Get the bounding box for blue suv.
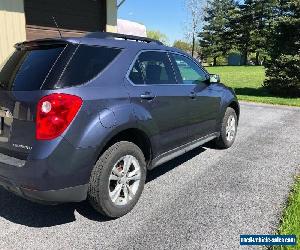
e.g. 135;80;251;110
0;32;239;218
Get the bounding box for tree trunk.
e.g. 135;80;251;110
255;51;260;65
192;33;195;58
242;50;248;65
213;56;217;66
263;56;267;66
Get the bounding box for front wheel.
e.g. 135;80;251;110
214;107;238;149
88;141;146;218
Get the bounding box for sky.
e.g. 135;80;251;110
118;0;188;45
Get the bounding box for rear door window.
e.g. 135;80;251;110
129;51;176;85
0;45;64;91
129;60;144;85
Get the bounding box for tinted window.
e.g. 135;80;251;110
172;54;208;84
0;46;64;91
129;60;144;85
129;51;176;85
55;45;121;88
0;44;121;91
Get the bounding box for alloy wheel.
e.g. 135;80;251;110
108;155;141;206
226;115;236;142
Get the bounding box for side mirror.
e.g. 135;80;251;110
209;74;220;83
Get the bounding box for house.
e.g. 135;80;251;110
0;0;117;65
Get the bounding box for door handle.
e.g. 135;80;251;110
189;92;196;99
140;92;155;101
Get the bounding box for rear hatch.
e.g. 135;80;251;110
0;39;121;160
0;40;69;159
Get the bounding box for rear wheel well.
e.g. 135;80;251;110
228;101;240;122
101;129;152;165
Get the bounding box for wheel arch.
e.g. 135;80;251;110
96;126;153;168
228;100;240;123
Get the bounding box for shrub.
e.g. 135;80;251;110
263;0;300;97
263;54;300;97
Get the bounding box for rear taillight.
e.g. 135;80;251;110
36;93;82;140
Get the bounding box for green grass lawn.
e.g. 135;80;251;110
205;66;300;107
271;176;300;250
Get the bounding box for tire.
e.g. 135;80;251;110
214;107;238;149
88;141;146;218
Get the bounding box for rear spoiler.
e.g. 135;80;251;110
14;39;71;50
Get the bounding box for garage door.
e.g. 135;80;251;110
24;0;106;40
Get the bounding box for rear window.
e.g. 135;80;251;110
0;43;121;91
49;44;121;89
0;45;64;91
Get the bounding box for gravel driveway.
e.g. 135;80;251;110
0;102;299;250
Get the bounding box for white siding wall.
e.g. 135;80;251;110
106;0;117;32
0;0;26;65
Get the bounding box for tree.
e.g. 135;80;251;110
147;30;168;44
266;0;299;58
225;0;276;65
198;0;236;66
263;0;300;96
173;40;192;53
226;1;255;65
184;0;205;57
249;0;277;65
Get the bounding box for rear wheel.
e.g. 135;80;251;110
214;107;238;149
88;141;146;218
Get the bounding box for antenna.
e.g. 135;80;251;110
117;0;126;8
52;16;62;38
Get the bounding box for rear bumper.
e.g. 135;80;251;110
0;175;88;204
0;137;97;203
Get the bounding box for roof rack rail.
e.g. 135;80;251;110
85;32;163;45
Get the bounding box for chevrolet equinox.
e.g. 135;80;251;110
0;32;239;218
